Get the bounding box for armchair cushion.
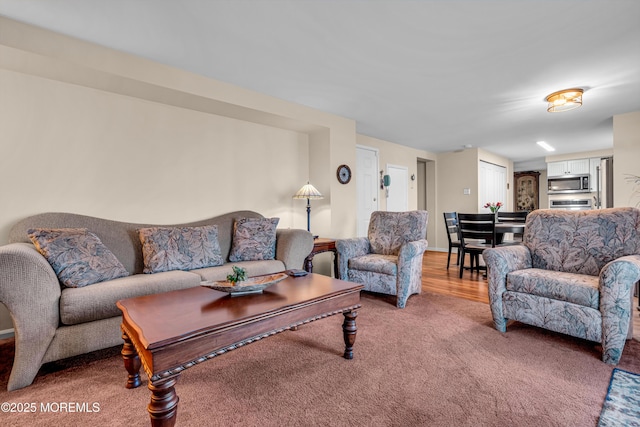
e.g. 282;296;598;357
348;254;398;276
507;269;599;309
368;211;428;255
524;208;640;275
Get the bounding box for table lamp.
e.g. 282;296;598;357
293;182;323;237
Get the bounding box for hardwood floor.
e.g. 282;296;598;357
421;250;640;340
422;250;489;304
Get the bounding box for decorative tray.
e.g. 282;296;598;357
202;272;288;296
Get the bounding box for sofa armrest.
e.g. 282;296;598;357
0;243;61;390
598;254;640;364
483;245;532;332
275;229;314;270
335;238;370;280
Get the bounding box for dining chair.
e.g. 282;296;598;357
496;211;528;244
457;213;496;278
443;212;461;269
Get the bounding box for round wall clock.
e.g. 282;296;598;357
337;164;352;184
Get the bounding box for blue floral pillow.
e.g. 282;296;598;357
228;217;279;262
138;225;224;274
27;228;129;288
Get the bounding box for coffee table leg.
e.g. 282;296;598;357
122;331;141;389
342;310;358;359
148;377;180;427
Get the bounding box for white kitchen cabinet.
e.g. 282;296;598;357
547;158;590;176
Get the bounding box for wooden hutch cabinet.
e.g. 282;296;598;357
514;171;540;212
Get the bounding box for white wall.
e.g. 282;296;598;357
0;69;312;237
613;111;640;207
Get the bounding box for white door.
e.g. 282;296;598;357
386;164;409;212
479;161;507;212
356;146;379;237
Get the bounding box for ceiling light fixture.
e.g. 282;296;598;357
545;88;583;112
536;141;555;152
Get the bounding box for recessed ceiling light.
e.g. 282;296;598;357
536;141;555;152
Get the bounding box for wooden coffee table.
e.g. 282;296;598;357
116;273;363;426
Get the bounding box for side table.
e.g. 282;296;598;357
304;238;338;278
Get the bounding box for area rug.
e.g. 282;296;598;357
598;368;640;427
1;292;639;426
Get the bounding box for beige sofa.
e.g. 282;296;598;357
0;210;313;391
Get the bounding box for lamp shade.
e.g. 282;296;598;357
293;182;323;199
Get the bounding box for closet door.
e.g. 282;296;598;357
479;161;507;212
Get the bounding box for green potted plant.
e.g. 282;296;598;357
226;266;247;286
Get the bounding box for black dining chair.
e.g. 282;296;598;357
457;213;496;278
443;212;461;269
497;211;528;243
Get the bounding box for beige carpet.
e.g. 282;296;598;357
1;292;639;427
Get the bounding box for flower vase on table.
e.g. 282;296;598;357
483;202;503;223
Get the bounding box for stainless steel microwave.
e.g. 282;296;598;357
547;174;590;194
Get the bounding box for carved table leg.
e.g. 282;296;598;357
148;377;180;427
122;331;141;389
342;310;358;359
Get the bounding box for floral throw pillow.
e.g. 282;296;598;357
228;217;279;262
27;228;129;288
138;225;224;274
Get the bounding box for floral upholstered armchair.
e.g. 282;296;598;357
483;207;640;364
336;211;428;308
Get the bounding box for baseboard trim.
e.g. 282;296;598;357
0;328;15;340
428;247;452;253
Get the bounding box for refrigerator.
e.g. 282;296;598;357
595;157;613;209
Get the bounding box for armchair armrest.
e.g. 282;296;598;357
335;237;370;280
398;239;428;264
395;239;429;308
598;254;640;364
275;229;314;270
483;245;533;332
0;243;61;390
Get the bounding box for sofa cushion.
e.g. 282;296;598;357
348;254;398;276
506;268;599;309
27;228;129;288
229;217;279;262
368;211;428;256
138;225;224;274
59;270;202;325
192;260;286;282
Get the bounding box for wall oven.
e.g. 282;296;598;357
549;199;592;210
547;174;590;194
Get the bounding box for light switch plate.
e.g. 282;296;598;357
463;188;471;195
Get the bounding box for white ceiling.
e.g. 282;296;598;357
1;1;639;170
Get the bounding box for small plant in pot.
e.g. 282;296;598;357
226;266;248;286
